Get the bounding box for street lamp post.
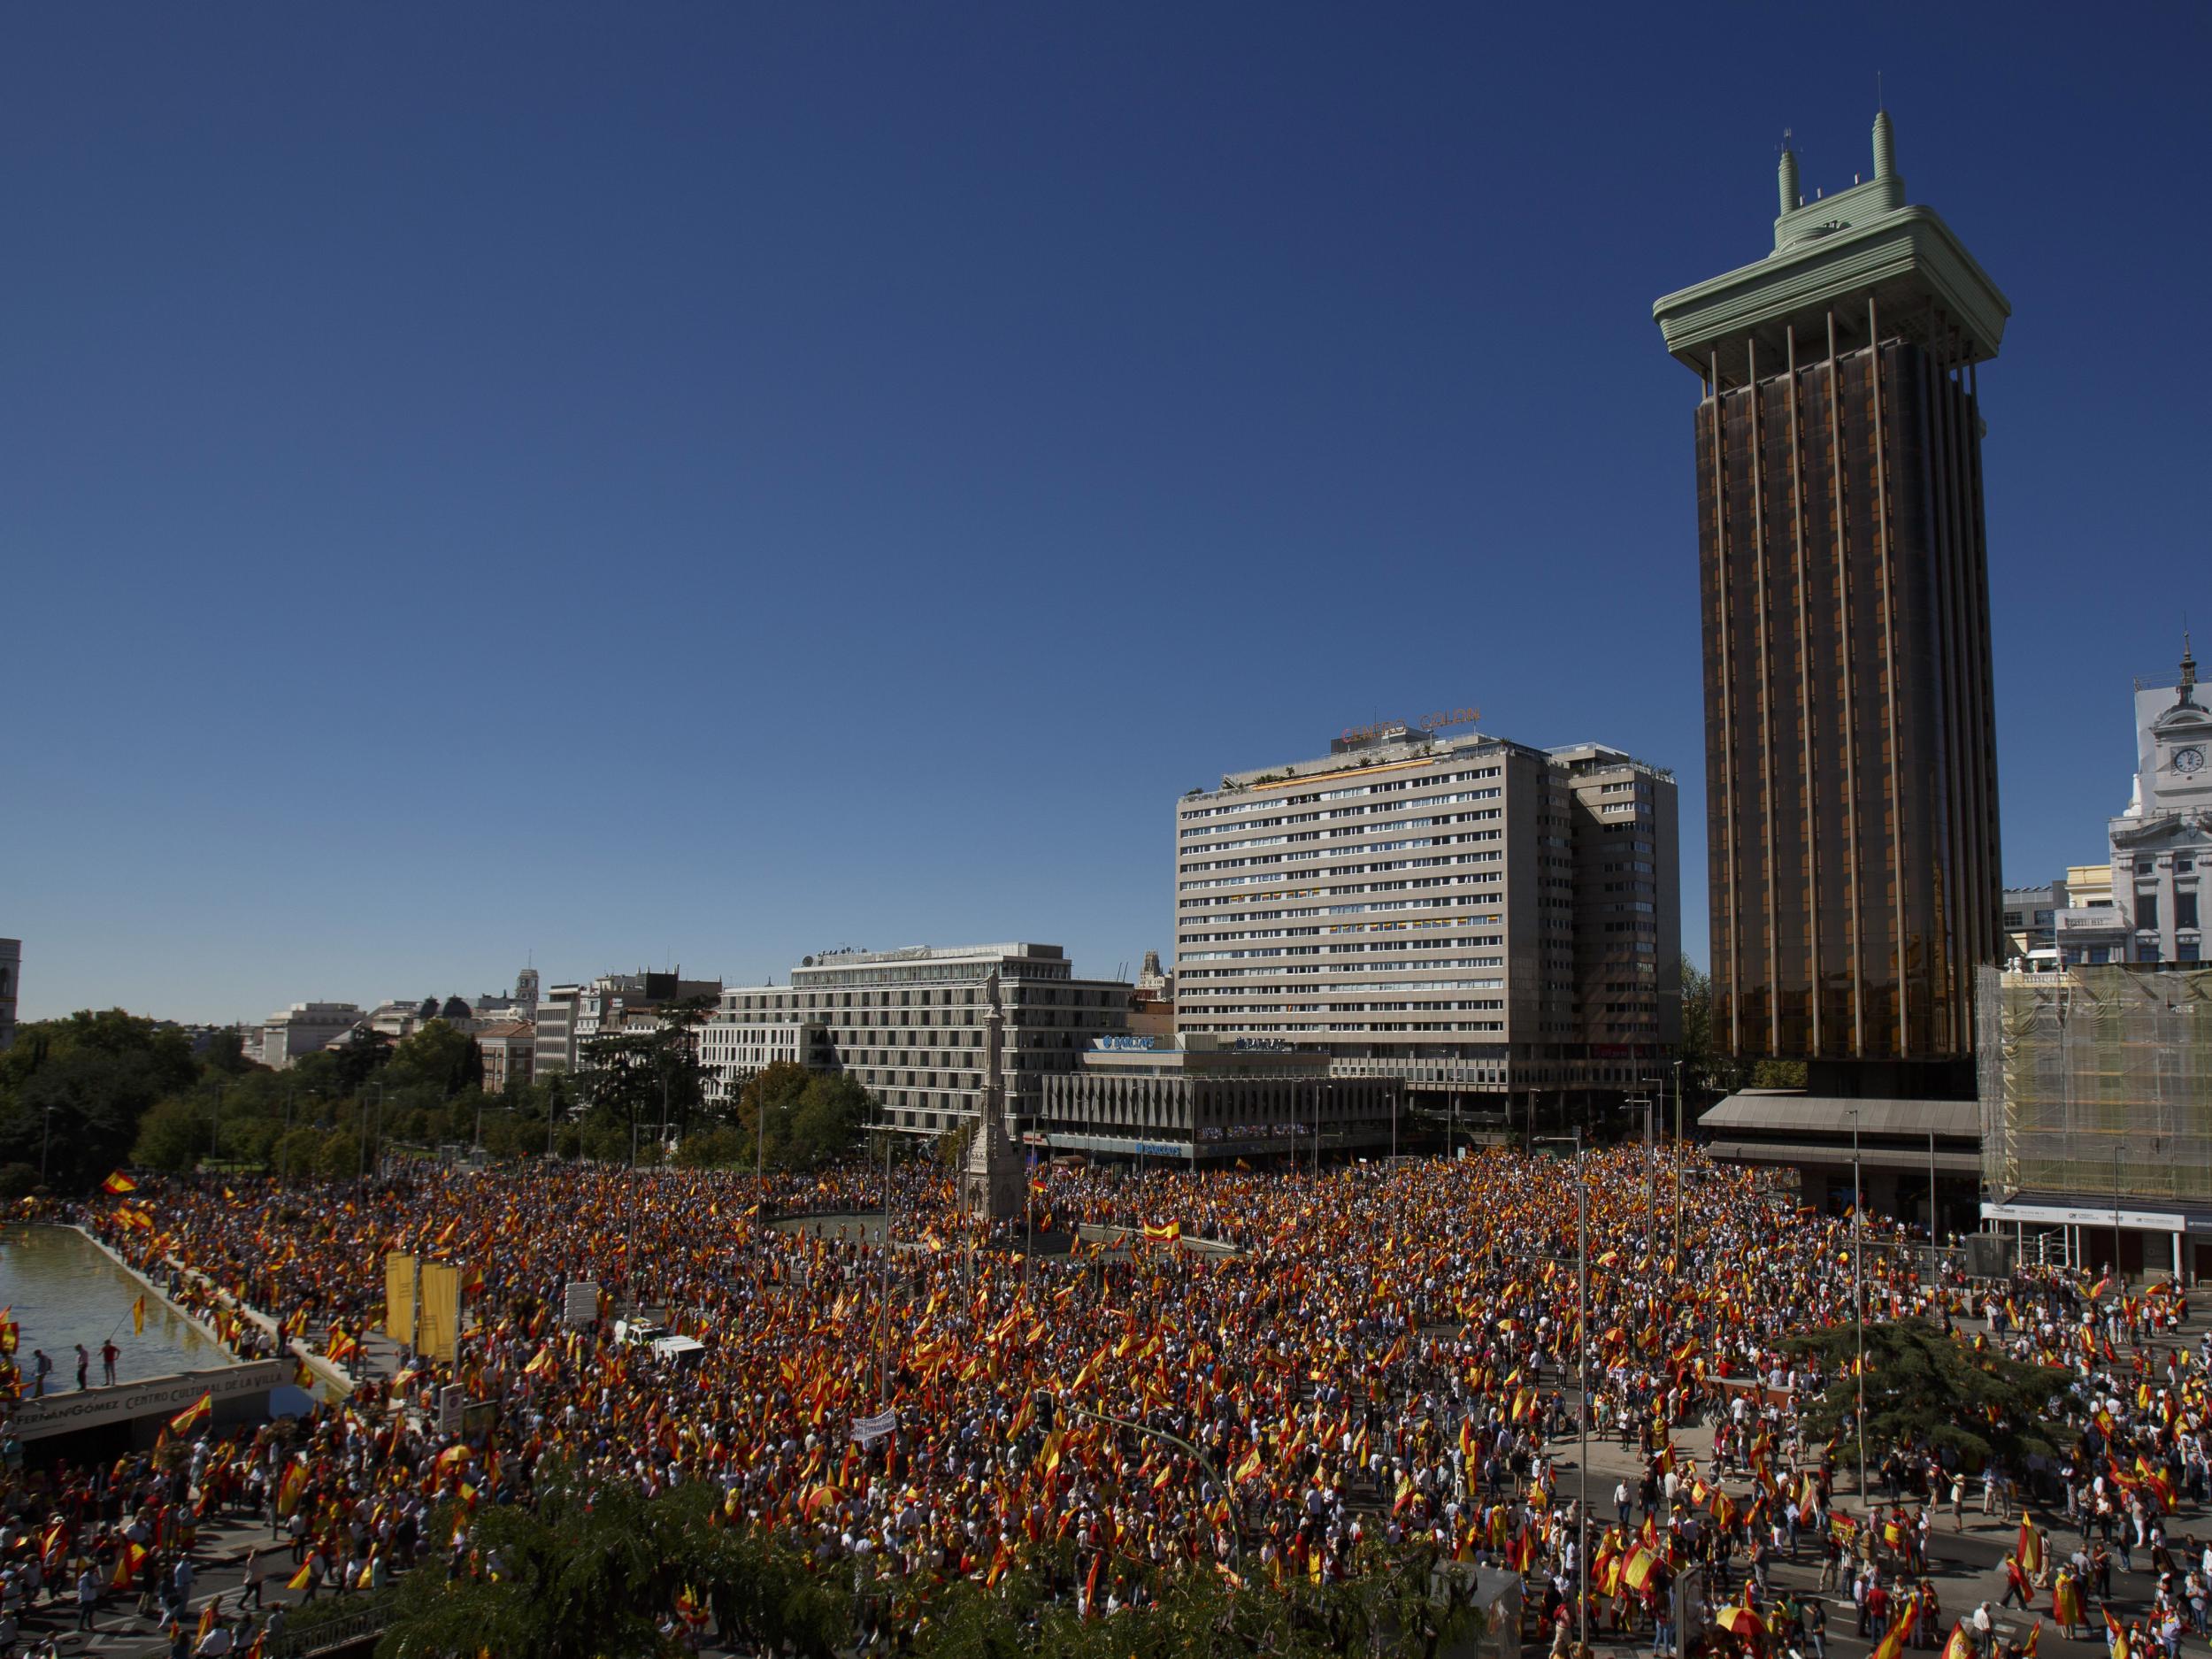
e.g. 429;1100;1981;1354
359;1083;386;1182
1534;1130;1589;1648
1671;1059;1685;1257
1852;1106;1866;1500
877;1125;895;1409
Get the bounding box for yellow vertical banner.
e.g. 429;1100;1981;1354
419;1263;461;1363
385;1254;419;1348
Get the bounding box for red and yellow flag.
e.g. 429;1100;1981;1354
167;1391;212;1437
102;1171;138;1195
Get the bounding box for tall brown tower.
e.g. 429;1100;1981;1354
1653;114;2008;1086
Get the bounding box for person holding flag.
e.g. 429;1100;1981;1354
2052;1564;2085;1640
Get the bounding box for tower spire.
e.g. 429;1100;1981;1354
1778;134;1799;216
2181;630;2199;706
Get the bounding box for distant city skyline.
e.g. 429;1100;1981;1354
6;5;2205;1025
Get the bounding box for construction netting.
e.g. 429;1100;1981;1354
1977;965;2212;1203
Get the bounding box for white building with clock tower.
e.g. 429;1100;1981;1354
2058;639;2211;966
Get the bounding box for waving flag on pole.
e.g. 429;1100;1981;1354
167;1392;212;1437
102;1171;138;1195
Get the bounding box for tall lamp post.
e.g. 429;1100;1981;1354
1671;1059;1685;1258
359;1082;387;1182
1851;1105;1866;1499
1534;1130;1589;1648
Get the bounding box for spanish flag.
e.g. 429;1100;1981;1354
1717;1603;1763;1638
2016;1517;2044;1578
288;1559;316;1592
1942;1622;1976;1659
102;1171;138;1195
111;1540;150;1590
1140;1221;1181;1243
1871;1598;1921;1659
133;1295;146;1338
1621;1543;1658;1593
167;1391;212;1437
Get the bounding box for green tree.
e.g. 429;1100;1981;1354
580;1001;717;1158
275;1126;326;1183
319;1129;363;1181
735;1064;872;1170
388;1020;484;1099
377;1479;800;1659
198;1028;257;1076
672;1125;744;1168
0;1010;199;1191
1676;956;1736;1102
327;1027;395;1096
132;1096;210;1172
1787;1319;2071;1471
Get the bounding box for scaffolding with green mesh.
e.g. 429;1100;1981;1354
1976;965;2212;1205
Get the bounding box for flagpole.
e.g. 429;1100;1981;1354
878;1124;892;1412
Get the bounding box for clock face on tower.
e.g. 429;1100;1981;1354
2177;746;2208;775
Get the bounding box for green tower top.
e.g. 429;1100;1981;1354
1653;111;2010;390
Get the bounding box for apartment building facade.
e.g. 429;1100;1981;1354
257;1002;365;1071
534;971;722;1078
1172;726;1678;1116
706;942;1130;1135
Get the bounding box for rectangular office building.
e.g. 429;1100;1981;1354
709;943;1131;1135
1173;725;1679;1115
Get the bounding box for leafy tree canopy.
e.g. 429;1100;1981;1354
387;1019;483;1099
0;1010;199;1190
732;1064;872;1170
1787;1318;2072;1472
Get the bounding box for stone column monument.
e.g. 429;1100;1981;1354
961;971;1024;1221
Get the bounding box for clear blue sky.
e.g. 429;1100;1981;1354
6;4;2205;1024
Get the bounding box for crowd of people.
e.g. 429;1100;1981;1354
0;1145;2182;1655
